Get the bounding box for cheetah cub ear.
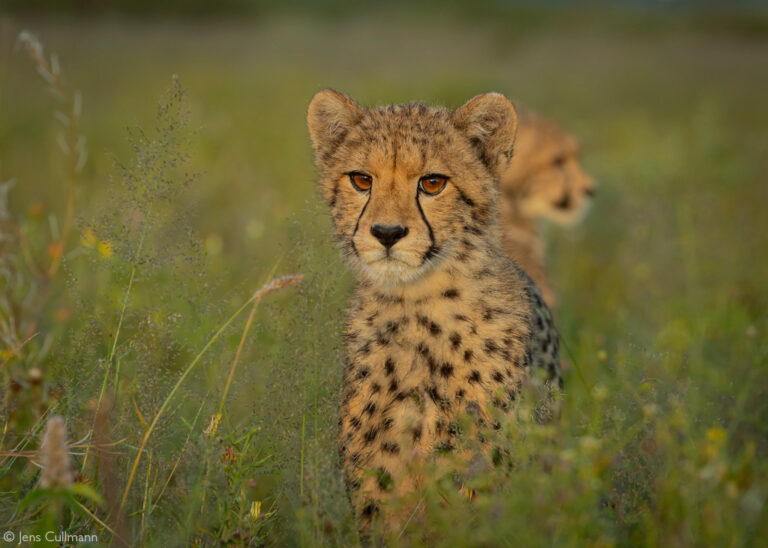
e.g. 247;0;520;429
453;92;519;178
307;89;364;165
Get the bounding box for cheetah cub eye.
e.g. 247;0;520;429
418;174;449;196
349;172;373;192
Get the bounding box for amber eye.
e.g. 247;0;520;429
349;172;373;192
552;154;566;168
418;174;448;195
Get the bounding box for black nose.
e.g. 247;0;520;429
370;224;409;249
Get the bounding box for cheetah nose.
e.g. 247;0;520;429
370;224;409;249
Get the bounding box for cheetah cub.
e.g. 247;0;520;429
498;108;595;308
307;90;560;531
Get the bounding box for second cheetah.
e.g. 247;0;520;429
307;90;561;531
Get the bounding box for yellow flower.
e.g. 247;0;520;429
250;500;262;521
81;227;98;248
706;428;726;443
705;427;727;459
97;240;113;258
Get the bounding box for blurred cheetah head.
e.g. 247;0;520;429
308;90;517;286
501;109;595;226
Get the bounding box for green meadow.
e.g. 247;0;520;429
1;5;767;545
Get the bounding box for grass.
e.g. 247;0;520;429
0;5;767;546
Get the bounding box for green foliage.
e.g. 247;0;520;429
0;6;767;547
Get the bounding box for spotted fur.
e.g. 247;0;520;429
307;90;560;532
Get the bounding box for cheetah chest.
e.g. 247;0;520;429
339;291;529;470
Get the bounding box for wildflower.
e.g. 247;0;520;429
249;500;262;521
203;413;222;438
597;350;607;361
81;227;97;248
705;427;727;459
706;428;726;443
97;239;113;258
39;415;73;488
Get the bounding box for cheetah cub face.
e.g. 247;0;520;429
307;90;517;286
501;110;595;226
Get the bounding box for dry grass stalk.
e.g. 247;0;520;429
39;415;73;489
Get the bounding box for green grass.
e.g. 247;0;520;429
1;6;767;546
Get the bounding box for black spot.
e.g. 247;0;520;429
394;391;407;401
412;424;423;442
385;320;400;335
377;331;391;346
442;288;460;299
381;441;400;455
449;332;462;349
385;357;395;375
364;426;379;443
456;389;466;401
454;314;470;322
467;370;482;384
426;354;438;374
388;379;399;393
350;416;362;430
365;312;378;325
464;224;483;235
357;367;370;379
484;339;500;355
493;397;510;411
371;383;381;394
492;370;504;383
383;417;394;430
417;314;441;336
363;402;376;416
464;349;474;362
357;342;371;356
416;342;430;356
439;363;454;378
426;385;441;404
350;452;361;464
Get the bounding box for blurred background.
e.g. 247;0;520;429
1;1;767;546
